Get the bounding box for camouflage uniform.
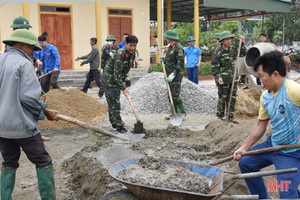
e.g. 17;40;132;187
98;45;119;98
101;48;135;129
211;43;246;120
165;41;185;113
210;43;221;56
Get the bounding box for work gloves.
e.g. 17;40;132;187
166;72;175;83
160;56;165;62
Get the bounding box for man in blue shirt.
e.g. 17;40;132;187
118;33;129;48
234;51;300;199
38;35;61;93
184;36;202;84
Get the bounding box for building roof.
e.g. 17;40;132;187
150;0;291;22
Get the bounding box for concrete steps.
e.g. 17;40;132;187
58;68;149;88
128;68;149;85
58;71;87;88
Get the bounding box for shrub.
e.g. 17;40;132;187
148;63;163;73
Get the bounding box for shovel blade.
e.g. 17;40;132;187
134;120;144;133
170;114;183;126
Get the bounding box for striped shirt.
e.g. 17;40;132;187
258;78;300;153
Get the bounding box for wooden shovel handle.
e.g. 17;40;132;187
162;62;176;114
125;94;140;121
210;143;300;166
56;114;128;140
38;71;53;79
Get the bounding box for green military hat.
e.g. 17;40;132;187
106;35;116;41
3;29;42;51
10;16;32;29
219;31;234;42
187;36;196;42
164;30;179;41
213;33;221;40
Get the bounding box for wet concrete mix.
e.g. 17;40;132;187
117;156;211;194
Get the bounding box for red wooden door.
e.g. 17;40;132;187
40;14;73;70
109;17;132;45
109;17;121;44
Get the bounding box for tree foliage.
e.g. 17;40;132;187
170;0;300;50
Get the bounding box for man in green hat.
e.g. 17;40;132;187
184;36;202;84
102;35;138;133
0;29;58;200
211;31;246;124
160;30;186;118
209;33;221;56
98;35;119;100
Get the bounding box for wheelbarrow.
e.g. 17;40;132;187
106;158;298;200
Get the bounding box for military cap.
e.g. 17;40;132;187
164;30;179;41
3;29;42;51
10;16;32;29
187;36;196;42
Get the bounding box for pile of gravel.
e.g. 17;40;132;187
100;72;218;115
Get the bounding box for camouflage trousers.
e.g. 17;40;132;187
216;82;237;120
168;78;182;106
101;74;125;129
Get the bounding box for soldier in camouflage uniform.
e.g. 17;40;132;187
210;33;221;55
101;35;138;133
211;31;246;124
97;35;119;99
160;30;186;118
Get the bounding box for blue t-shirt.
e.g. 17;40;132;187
118;41;125;48
258;79;300;153
184;46;202;68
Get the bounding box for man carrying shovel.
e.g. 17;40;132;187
98;35;119;100
211;31;246;124
101;35;138;134
234;51;300;199
0;29;59;200
160;30;186;119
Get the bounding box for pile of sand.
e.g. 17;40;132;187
39;89;108;130
235;88;261;119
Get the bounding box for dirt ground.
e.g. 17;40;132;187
0;87;289;200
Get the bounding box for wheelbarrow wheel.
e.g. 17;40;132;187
100;188;140;200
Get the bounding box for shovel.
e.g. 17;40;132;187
125;93;144;133
57;114;130;141
162;62;183;126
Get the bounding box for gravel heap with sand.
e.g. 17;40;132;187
235;88;261;119
100;72;261;118
39;89;108;130
100;72;219;115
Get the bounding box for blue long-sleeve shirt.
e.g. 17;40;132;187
40;43;61;73
33;50;43;60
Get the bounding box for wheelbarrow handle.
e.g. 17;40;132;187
221;195;259;199
230;167;298;180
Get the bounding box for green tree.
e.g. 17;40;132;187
264;0;300;46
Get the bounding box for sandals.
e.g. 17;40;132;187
231;118;241;124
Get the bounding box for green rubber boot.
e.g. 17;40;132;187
36;165;56;200
178;103;187;117
1;167;16;200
